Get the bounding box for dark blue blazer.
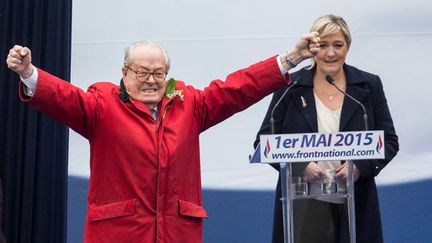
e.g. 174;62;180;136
255;64;399;243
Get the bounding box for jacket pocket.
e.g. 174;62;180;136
178;199;207;218
88;199;137;221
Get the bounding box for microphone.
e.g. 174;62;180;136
270;79;300;134
325;75;368;131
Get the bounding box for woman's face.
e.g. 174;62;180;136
315;31;348;77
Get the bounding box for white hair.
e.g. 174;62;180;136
123;40;171;72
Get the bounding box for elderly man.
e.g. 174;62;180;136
6;34;319;243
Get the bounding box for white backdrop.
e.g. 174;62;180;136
69;0;432;190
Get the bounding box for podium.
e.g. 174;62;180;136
251;131;385;243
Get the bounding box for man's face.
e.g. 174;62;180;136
122;45;167;109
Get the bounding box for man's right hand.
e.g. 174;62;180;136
6;45;34;79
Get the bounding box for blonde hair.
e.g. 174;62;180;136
309;14;351;69
124;40;171;72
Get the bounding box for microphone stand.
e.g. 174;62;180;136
270;80;299;134
325;75;368;131
325;75;369;243
269;79;298;243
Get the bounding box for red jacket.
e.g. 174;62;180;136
21;56;290;242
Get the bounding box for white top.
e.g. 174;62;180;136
310;93;346;204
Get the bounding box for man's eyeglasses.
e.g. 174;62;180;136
125;66;167;82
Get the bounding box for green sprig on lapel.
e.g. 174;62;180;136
165;78;184;101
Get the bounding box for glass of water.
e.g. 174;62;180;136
292;176;308;197
321;177;338;195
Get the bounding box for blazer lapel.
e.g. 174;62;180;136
292;70;318;132
293;89;317;132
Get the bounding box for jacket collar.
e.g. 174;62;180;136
118;78;175;120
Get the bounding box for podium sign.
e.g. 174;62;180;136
259;130;384;163
252;130;385;243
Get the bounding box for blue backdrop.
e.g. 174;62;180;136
68;176;432;243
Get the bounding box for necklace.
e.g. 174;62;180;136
316;83;336;101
